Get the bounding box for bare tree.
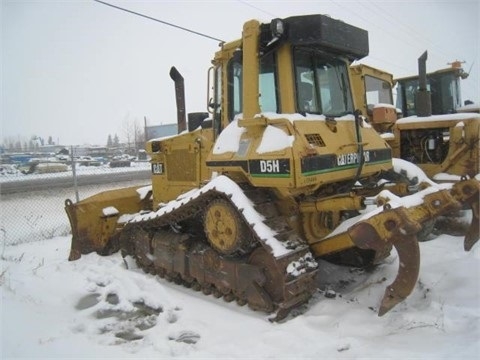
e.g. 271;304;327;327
122;114;145;155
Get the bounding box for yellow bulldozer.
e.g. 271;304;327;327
350;53;480;180
66;15;479;320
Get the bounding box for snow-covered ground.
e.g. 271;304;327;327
1;180;479;358
2;234;479;358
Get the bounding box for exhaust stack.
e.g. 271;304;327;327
169;66;187;133
415;51;432;117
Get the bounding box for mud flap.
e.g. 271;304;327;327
348;206;422;316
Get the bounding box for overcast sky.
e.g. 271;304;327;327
2;0;479;146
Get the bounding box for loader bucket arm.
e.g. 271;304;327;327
324;178;479;315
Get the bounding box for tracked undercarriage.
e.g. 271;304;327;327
77;180;319;320
66;173;480;319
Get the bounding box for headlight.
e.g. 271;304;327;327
270;18;285;39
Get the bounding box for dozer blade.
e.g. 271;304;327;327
65;186;151;261
348;207;421;316
450;179;480;251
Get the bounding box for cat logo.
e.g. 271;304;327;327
152;163;164;174
337;151;370;166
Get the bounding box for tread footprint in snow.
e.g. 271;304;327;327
169;330;201;344
75;291;163;342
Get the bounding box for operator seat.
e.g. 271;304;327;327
298;82;314;112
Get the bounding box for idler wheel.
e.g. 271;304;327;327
204;199;253;256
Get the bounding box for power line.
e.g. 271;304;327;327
93;0;224;43
236;0;278;18
363;0;456;63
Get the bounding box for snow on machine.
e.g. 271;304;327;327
65;15;479;320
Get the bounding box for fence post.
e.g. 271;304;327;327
71;146;80;203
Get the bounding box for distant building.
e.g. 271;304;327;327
145;124;177;141
37;145;68;154
87;146;109;157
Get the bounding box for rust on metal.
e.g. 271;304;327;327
348;206;421;316
450;179;480;250
109;189;319;320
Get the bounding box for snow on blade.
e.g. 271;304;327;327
136;185;152;200
129;175;291;257
102;206;119;217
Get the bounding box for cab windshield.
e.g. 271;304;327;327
294;48;354;116
396;72;461;117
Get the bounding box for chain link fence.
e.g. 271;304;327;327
1;154;151;247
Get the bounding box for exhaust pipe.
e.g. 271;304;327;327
169;66;187;133
415;51;432;117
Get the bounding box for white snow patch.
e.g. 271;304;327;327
212;113;361;155
261;112;355;123
256;125;294;154
392;158;436;186
149;128;191;142
212;118;246;154
433;173;463;182
102;206;119;217
325;185;447;240
373;103;397;109
380;132;395;140
136;185;152;200
2;233;478;358
397;112;480;124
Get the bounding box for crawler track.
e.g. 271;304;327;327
117;182;318;320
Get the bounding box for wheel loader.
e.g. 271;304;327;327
65;15;479;320
350;53;480;180
396;58;475;117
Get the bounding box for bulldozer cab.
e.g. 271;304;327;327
148;15;393;205
350;64;397;132
209;16;364;130
204;16;394;189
